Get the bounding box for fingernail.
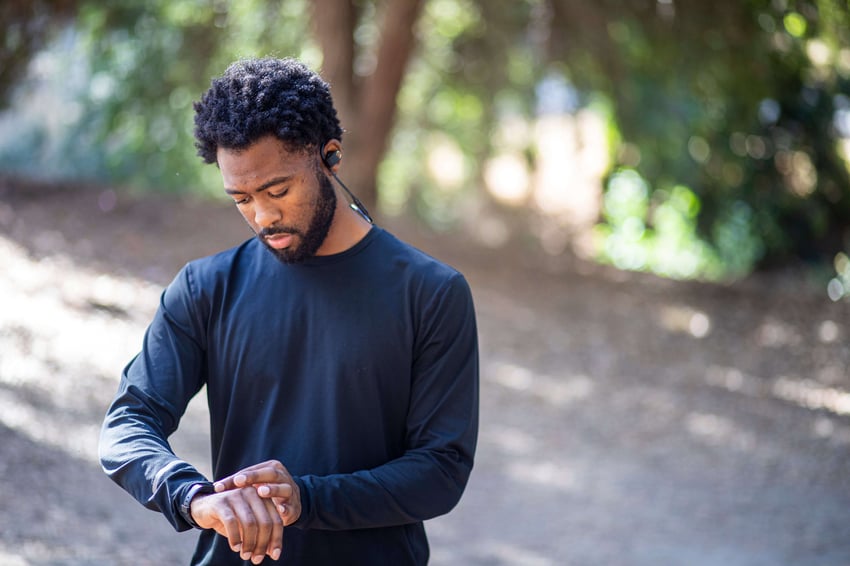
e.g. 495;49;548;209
258;485;270;496
214;482;224;492
278;504;286;515
235;474;247;485
272;548;281;560
241;552;252;560
233;544;242;552
252;555;263;564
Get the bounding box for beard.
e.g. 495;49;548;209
258;169;337;264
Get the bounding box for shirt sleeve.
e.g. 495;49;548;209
292;272;479;530
98;264;211;532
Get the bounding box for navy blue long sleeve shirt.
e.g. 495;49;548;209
99;227;479;565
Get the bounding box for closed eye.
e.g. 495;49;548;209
269;188;288;199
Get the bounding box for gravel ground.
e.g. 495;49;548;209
1;181;849;565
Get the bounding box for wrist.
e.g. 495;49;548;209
289;476;309;528
180;482;215;529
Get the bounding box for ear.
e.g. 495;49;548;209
321;139;343;173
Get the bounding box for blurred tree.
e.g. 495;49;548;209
1;0;848;278
311;0;425;209
0;0;79;106
0;0;424;210
546;0;850;268
379;0;550;226
0;0;320;193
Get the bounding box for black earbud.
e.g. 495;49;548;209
320;146;373;224
323;150;342;168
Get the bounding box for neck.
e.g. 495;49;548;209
315;193;373;256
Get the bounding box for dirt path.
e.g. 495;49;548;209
1;181;849;565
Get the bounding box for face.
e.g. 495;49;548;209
218;135;337;264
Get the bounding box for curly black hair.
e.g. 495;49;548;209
193;57;343;164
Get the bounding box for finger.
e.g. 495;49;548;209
237;492;260;562
257;483;293;499
216;505;244;555
215;461;286;492
276;501;300;526
219;489;258;562
244;488;280;563
214;472;249;492
265;497;284;562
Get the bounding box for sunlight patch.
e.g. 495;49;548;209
489;361;594;407
485;425;539;456
0;234;164;463
817;320;840;343
0;387;100;461
478;542;557;566
0;234;160;382
0;548;29;566
685;412;756;451
657;305;711;338
705;366;759;394
506;461;579;493
756;318;801;348
772;377;850;416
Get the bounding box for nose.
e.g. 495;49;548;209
252;199;282;228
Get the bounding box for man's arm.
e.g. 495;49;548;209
99;264;286;563
98;265;210;532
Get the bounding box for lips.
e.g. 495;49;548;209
265;233;294;249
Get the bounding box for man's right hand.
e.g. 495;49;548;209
190;486;283;564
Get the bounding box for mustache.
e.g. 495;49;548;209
259;226;300;238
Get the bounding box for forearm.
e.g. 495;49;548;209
293;446;473;531
99;383;210;531
99;266;210;530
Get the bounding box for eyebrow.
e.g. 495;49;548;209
224;175;293;195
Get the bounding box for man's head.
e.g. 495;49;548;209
193;58;344;263
193;57;343;162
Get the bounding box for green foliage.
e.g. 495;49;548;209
595;169;734;280
380;0;546;222
0;0;315;195
547;0;850;272
0;0;848;283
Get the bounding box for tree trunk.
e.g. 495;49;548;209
311;0;424;215
0;0;79;107
310;0;358;123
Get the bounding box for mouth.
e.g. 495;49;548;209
264;232;295;249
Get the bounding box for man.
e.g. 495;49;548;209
99;57;479;565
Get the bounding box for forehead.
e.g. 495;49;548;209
217;136;313;187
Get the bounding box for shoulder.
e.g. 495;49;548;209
370;228;473;311
164;238;259;301
182;239;258;282
372;228;464;284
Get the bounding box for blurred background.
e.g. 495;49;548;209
1;1;849;565
3;0;850;284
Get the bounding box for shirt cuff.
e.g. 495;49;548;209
290;476;310;529
179;481;215;530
